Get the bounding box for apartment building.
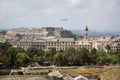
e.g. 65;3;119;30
92;35;112;51
11;26;92;51
0;34;6;43
14;37;92;51
111;37;120;52
5;26;118;52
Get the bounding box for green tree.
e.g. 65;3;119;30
117;50;120;64
96;55;108;65
49;47;56;55
48;47;56;65
16;53;30;66
0;52;9;68
96;49;108;65
105;44;111;54
9;52;15;68
7;47;25;67
89;48;97;64
96;49;107;58
26;47;43;57
79;47;90;64
64;47;76;65
0;42;12;52
0;42;12;68
53;52;63;66
73;50;83;66
108;55;119;64
91;48;97;54
7;47;25;55
32;56;47;66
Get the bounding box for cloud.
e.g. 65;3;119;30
0;0;120;31
40;7;58;16
67;0;82;7
0;0;28;18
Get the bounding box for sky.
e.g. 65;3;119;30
0;0;120;31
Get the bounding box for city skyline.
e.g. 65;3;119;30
0;0;120;31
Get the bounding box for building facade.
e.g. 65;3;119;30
10;27;92;51
111;37;120;52
14;37;92;51
6;27;73;41
3;26;119;52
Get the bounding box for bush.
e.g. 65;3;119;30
0;69;11;75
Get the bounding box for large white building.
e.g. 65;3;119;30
111;37;120;52
92;35;112;51
9;26;92;51
14;37;92;51
0;34;6;43
3;26;119;52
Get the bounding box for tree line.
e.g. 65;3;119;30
0;42;120;69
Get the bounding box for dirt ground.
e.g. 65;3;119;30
0;75;47;80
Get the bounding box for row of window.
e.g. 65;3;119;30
18;44;91;47
19;41;91;45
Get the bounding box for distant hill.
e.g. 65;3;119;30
0;27;120;37
0;27;28;31
72;30;120;38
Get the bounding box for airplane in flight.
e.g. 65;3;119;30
60;18;68;21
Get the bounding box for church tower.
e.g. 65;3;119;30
84;25;89;39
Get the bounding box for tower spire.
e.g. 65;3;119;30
84;25;89;39
85;25;88;32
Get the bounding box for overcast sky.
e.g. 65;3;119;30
0;0;120;31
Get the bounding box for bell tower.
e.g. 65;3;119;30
84;25;89;39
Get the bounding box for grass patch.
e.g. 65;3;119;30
59;66;110;75
100;66;120;80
